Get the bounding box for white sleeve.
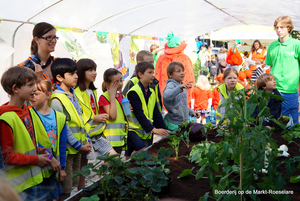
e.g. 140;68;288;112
208;98;212;109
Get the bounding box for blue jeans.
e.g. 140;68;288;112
280;91;299;125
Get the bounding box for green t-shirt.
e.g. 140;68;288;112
265;37;300;93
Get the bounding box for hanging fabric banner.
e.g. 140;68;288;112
97;31;107;43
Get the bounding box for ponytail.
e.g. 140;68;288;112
102;82;107;92
31;39;38;54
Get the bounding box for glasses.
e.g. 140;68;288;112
39;36;59;41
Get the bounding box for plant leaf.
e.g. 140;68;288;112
178;167;195;179
290;175;300;183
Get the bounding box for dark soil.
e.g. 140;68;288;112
145;129;300;201
68;128;300;201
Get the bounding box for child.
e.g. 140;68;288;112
208;54;218;84
126;61;169;156
49;58;92;200
75;59;117;190
164;62;200;131
0;66;52;200
98;68;128;154
253;73;282;129
29;78;67;200
191;75;212;124
218;68;244;118
122;50;162;112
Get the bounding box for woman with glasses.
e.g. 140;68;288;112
19;22;58;83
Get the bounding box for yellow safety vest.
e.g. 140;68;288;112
29;108;65;178
74;87;106;137
0;111;43;193
101;91;128;147
129;77;161;112
217;83;244;99
50;93;88;154
127;84;156;140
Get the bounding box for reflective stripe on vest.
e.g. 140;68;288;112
0;111;43;193
29;108;65;178
74;87;106;137
50;93;88;154
250;49;266;71
127;84;155;140
101;91;128;147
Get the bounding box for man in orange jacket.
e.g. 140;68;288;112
226;39;243;72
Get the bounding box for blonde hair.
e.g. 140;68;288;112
196;75;210;90
274;16;294;34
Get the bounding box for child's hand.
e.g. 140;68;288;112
59;170;67;181
33;62;43;79
39;147;49;155
50;157;61;172
152;128;169;137
93;114;109;123
180;81;193;89
37;154;52;168
130;104;133;112
107;81;119;97
78;143;91;156
193;112;200;118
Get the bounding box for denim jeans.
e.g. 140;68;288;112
280;91;299;125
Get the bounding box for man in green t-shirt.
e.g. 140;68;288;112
265;15;300;125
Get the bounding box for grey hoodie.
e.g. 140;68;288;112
163;78;194;125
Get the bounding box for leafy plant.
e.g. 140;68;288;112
168;135;182;160
204;121;213;133
73;149;172;201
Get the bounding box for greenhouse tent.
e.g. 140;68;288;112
0;0;299;103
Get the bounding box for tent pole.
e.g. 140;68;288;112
11;23;25;66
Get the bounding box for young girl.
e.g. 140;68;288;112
98;68;129;154
192;75;212;124
217;68;244;118
29;79;67;200
75;59;117;190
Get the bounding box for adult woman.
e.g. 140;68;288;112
248;40;267;82
217;46;227;73
19;22;58;83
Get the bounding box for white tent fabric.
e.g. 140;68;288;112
0;0;299;104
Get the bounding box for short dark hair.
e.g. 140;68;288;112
76;58;97;91
1;66;37;95
135;61;154;79
167;62;184;78
136;50;153;63
51;58;77;83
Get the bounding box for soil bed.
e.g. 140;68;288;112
145;129;300;201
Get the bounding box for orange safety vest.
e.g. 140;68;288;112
249;49;266;71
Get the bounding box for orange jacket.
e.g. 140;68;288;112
226;47;243;65
250;49;266;71
212;87;220;111
192;87;212;111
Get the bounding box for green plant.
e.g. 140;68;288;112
168;135;182;160
183;83;297;201
204;121;213;133
193;60;201;86
73;150;172;201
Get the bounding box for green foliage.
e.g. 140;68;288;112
204;121;213;133
291;30;300;40
193;60;201;86
73;150;172;201
168;135;182;160
189;83;296;201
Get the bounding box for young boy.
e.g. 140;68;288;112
163;62;200;131
253;73;282;129
49;58;91;200
122;50;162;112
126;61;169;157
0;66;52;199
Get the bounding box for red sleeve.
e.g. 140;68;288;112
192;88;196;99
0;121;38;166
98;95;110;114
